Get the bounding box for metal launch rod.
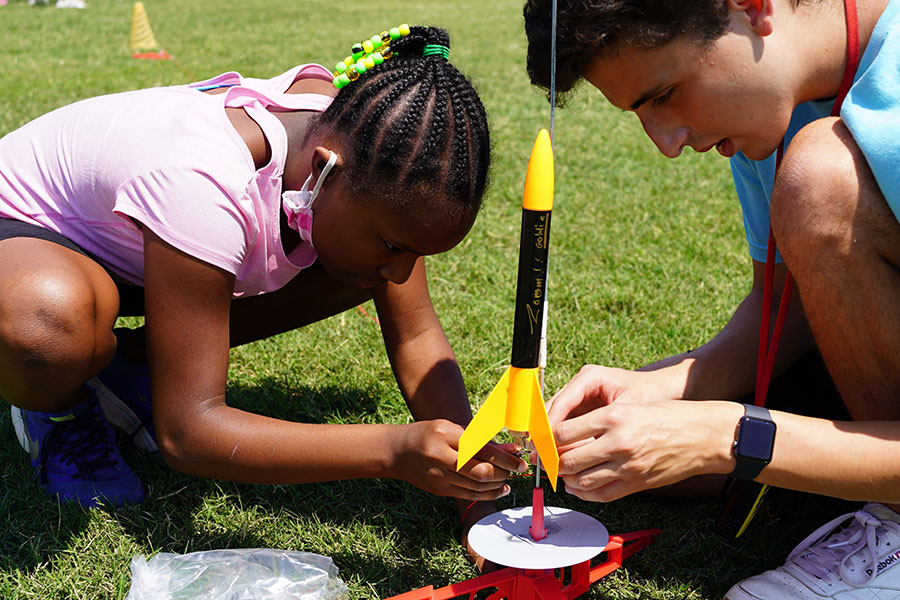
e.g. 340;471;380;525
529;0;558;542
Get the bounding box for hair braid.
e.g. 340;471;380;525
353;71;415;149
314;25;491;220
448;84;475;202
407;76;448;185
379;74;434;180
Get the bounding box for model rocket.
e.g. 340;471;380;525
456;129;559;490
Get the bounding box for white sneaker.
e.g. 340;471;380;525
725;504;900;599
56;0;86;7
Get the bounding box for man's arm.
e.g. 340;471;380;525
640;259;815;401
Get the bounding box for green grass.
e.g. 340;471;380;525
0;1;856;598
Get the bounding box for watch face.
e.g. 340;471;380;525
737;417;776;462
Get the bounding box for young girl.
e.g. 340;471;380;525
0;25;526;512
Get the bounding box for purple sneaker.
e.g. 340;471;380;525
11;391;145;507
88;329;157;452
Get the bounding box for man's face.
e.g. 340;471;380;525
583;17;795;161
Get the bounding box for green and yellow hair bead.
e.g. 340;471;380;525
332;24;416;89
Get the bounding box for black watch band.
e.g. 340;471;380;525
732;404;776;481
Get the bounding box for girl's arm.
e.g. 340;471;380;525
372;257;527;478
142;230;517;498
142;229;393;483
373;257;472;424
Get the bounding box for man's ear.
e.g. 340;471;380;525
310;146;342;181
728;0;774;36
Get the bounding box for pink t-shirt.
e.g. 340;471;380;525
0;64;334;296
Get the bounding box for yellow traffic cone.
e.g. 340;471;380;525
130;2;159;52
129;2;172;60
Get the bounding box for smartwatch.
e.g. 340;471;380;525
732;404;776;481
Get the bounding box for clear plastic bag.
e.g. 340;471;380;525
125;548;350;600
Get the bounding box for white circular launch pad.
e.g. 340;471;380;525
467;506;609;570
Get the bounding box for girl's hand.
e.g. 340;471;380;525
392;419;527;500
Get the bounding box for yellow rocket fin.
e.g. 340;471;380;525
456;367;511;471
526;370;560;490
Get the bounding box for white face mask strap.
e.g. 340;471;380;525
281;150;339;246
307;151;338;203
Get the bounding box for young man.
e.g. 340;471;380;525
523;0;900;597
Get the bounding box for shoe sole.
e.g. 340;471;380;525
723;591;757;600
87;377;158;452
10;406;29;452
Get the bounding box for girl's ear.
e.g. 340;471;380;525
727;0;774;36
310;146;343;181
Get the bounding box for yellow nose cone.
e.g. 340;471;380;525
522;129;554;212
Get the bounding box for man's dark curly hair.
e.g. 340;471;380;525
524;0;730;105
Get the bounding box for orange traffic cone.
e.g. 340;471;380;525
130;2;171;60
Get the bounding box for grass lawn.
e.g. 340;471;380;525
0;0;856;598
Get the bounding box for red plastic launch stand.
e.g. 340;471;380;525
383;529;660;600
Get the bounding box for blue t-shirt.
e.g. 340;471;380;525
731;0;900;262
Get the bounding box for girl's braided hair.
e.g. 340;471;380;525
316;26;491;221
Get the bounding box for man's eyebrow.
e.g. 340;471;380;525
631;85;666;110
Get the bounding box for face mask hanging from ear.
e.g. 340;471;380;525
281;150;338;248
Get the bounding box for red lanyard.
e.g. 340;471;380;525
754;0;860;407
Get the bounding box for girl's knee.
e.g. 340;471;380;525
0;268;118;386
